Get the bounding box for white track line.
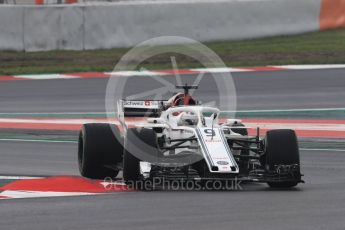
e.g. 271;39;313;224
0;190;95;199
243;123;345;131
223;108;345;113
193;67;253;73
14;74;79;80
107;70;167;76
0;138;77;143
0;112;109;115
0;118;110;124
272;64;345;70
300;148;345;152
0;176;43;180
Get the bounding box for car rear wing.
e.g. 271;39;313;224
117;99;168;131
117;99;168;118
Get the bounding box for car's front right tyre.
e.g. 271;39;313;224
264;129;301;188
123;128;159;185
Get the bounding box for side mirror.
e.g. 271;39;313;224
147;118;165;124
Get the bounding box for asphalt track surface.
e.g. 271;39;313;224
0;69;345;113
0;141;78;176
0;69;345;229
0;141;344;230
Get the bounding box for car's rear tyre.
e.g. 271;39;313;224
264;129;300;188
123;128;159;184
78;123;123;179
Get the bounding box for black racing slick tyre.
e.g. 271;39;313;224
78;123;123;179
264;129;300;188
123;128;159;183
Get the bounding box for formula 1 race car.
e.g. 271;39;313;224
78;85;303;189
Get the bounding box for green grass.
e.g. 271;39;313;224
1;28;345;75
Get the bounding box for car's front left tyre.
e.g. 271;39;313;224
78;123;123;179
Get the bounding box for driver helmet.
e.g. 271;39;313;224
170;93;196;106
